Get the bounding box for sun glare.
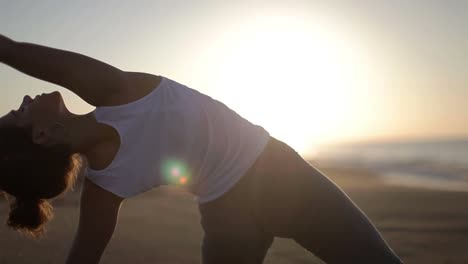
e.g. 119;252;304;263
205;14;372;155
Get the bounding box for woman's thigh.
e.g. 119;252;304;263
250;138;403;264
198;165;274;264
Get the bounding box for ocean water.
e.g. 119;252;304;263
314;138;468;191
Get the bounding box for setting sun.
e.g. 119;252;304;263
200;14;375;154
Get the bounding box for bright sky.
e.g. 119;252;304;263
1;1;467;157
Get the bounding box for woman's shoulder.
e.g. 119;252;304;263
96;72;162;107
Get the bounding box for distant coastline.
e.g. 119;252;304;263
313;137;468;192
319;136;468;148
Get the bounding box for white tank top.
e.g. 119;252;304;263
86;76;270;203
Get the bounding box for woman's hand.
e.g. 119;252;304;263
0;34;15;60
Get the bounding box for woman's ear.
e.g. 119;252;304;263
32;127;51;145
32;122;65;146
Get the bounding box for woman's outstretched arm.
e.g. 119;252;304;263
0;34;127;106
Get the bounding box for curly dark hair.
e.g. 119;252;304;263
0;124;82;238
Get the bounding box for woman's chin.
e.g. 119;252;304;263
51;91;62;101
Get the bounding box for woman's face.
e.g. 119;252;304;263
13;91;64;127
0;91;66;142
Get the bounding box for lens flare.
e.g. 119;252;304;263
161;158;191;185
179;177;187;185
171;167;181;177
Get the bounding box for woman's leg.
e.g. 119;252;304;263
249;137;403;264
198;169;274;264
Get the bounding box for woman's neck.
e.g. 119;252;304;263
61;111;108;156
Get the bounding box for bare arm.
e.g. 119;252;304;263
0;34;127;106
66;178;124;264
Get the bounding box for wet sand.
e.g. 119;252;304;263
1;165;468;263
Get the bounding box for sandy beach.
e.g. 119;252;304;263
1;165;468;264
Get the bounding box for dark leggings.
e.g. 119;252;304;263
198;137;403;264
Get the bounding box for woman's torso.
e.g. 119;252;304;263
85;76;270;203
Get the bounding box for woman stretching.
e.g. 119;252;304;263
0;34;403;264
